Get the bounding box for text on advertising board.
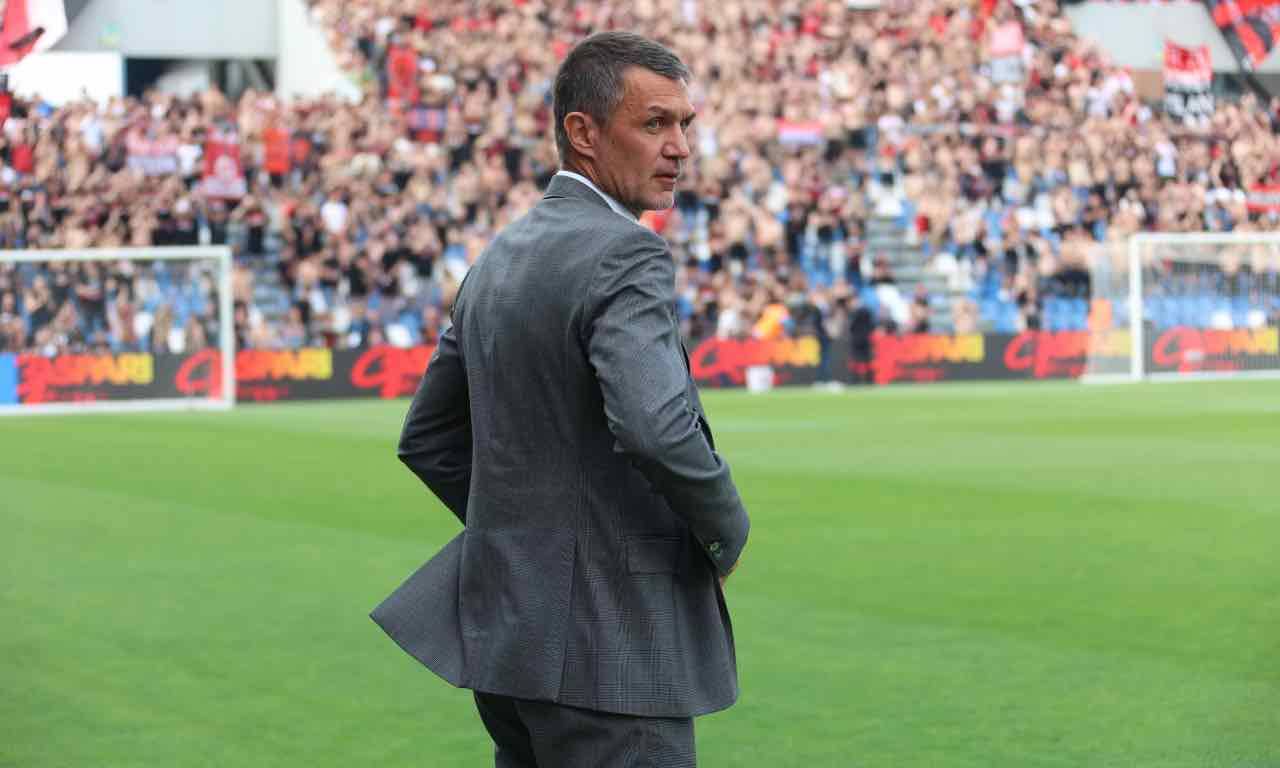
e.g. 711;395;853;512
872;334;984;384
1151;327;1279;373
350;345;434;398
688;337;820;384
18;353;154;403
175;348;334;397
1003;330;1130;379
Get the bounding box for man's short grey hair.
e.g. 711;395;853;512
553;31;691;165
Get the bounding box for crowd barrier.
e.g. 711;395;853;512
1;327;1276;406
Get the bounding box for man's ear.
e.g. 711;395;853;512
563;112;598;160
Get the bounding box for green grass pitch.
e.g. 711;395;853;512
2;380;1278;767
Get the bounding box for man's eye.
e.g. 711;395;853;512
646;118;662;130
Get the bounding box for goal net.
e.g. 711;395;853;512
1083;233;1280;382
0;247;235;415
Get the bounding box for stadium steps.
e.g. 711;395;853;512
251;274;290;322
864;216;952;331
248;254;292;324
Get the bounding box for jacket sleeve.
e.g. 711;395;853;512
397;323;472;525
583;228;749;575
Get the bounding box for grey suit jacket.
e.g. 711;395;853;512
371;175;750;718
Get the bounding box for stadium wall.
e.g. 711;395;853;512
2;50;123;104
276;0;362;103
3;329;1277;409
52;0;276;58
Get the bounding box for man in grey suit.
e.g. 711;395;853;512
371;31;750;767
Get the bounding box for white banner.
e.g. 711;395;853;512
1163;41;1214;122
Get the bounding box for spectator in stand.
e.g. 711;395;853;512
1014;270;1042;331
0;289;24;352
847;289;875;384
790;286;833;383
908;284;932;334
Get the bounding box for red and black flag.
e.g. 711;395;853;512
1202;0;1280;70
0;0;68;68
1164;41;1214;122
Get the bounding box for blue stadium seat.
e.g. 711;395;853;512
984;210;1004;242
980;299;999;324
1043;297;1065;330
1146;297;1170;329
1170;297;1190;327
997;303;1019;333
860;288;879;314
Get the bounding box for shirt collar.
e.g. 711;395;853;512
554;170;639;223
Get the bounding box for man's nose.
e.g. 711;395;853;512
665;127;692;160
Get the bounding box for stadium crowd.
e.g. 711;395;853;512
2;0;1279;358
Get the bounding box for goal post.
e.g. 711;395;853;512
0;246;235;415
1084;233;1280;383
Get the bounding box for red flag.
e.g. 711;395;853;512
11;139;33;174
1163;41;1214;121
0;0;68;68
386;44;419;105
1246;184;1280;213
1202;0;1280;69
263;126;291;175
989;21;1025;58
201;132;247;199
776;119;824;146
1164;42;1213;85
125;127;180;176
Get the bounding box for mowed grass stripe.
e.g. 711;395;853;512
726;592;1276;767
2;477;486;767
739;471;1276;680
1;414;453;544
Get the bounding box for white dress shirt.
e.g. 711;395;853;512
553;170;639;224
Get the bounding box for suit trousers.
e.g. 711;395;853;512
473;691;696;768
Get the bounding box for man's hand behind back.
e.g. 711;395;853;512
719;553;741;589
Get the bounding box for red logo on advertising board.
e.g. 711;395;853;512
17;353;154;404
174;348;334;398
688;337;820;385
1002;330;1131;379
1003;331;1091;379
871;333;985;384
175;350;224;398
1150;327;1279;373
350;345;434;398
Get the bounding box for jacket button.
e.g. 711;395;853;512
708;541;722;558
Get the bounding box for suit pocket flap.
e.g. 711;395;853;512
626;536;684;575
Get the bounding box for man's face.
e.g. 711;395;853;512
594;67;694;215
